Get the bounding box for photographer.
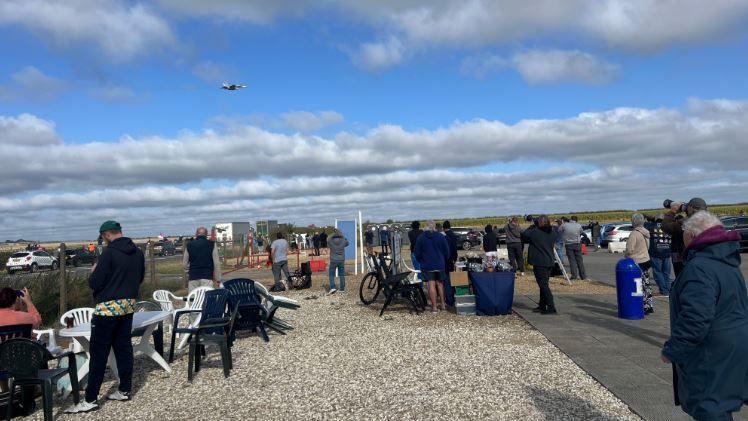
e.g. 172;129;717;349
662;198;707;276
0;287;41;328
521;215;558;315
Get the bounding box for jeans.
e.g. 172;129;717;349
507;242;525;272
555;243;565;264
329;261;345;291
565;243;586;279
650;256;671;295
272;260;291;283
86;314;134;402
533;266;556;311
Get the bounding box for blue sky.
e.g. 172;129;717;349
1;1;747;240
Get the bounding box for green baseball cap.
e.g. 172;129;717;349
99;220;122;233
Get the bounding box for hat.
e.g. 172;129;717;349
687;197;707;212
99;220;122;233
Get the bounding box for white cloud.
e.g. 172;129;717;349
280;111;344;132
160;0;748;70
351;37;406;72
0;0;175;60
510;50;619;85
89;85;136;103
0;113;60;146
0;66;68;102
1;98;747;239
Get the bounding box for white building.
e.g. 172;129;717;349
213;222;251;242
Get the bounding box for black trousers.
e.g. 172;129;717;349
533;266;556;311
86;314;134;402
565;243;587;279
507;242;525;272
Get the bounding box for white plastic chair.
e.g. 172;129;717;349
59;307;94;353
33;328;61;354
152;289;185;334
172;286;212;351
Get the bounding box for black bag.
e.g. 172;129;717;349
270;281;286;292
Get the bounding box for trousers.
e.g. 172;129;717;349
86;314;134;402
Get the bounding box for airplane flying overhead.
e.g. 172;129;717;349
221;82;246;90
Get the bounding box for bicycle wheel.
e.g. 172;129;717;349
359;272;381;305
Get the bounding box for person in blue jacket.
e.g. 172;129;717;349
415;220;450;313
661;211;748;420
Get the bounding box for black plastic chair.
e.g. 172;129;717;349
379;271;427;317
0;338;79;421
0;324;32;413
168;289;234;382
132;301;164;356
223;279;270;342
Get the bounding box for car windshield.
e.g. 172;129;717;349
11;252;29;258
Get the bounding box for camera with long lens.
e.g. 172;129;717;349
663;199;687;214
524;214;539;227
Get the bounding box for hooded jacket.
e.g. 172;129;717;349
328;233;349;263
559;221;582;245
625;226;651;264
505;222;522;244
89;237;145;304
414;231;449;272
662;226;748;419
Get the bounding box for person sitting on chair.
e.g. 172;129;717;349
0;287;41;328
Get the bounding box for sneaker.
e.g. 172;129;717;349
65;400;99;414
532;306;543;313
328;288;337;295
338;289;346;294
107;390;131;401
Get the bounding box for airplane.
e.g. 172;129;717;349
221;82;246;90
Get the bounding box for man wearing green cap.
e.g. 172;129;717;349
66;220;145;413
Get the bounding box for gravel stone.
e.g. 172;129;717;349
33;273;639;420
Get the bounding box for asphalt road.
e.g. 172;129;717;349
0;254;181;283
578;249;748;286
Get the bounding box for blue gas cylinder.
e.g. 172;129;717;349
615;258;644;320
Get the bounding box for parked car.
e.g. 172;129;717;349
173;239;184;254
580;231;592;246
452;227;483;250
5;250;58;274
153;240;176;256
494;227;507;245
602;224;634;246
721;216;748;252
64;248;97;267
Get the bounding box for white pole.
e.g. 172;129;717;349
354;215;358;275
358;211;364;273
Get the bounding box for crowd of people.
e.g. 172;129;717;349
2;198;746;420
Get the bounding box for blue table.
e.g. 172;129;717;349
470;272;515;315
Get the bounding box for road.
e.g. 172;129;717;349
578;249;748;286
0;254;182;283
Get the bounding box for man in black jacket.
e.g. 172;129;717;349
66;220;145;413
521;216;558;315
182;227;221;291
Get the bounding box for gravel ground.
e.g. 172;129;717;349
34;278;639;421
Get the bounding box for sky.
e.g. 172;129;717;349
1;0;748;241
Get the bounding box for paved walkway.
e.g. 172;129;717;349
514;293;747;421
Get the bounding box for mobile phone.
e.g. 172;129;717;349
15;290;24;297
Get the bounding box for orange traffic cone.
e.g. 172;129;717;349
582;243;588;255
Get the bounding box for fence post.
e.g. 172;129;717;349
148;241;156;287
59;242;67;314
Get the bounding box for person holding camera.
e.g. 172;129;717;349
0;287;41;328
662;198;707;277
521;215;558;315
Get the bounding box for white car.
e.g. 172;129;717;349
5;250;58;274
603;224;634;245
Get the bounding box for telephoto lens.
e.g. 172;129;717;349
663;199;673;209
